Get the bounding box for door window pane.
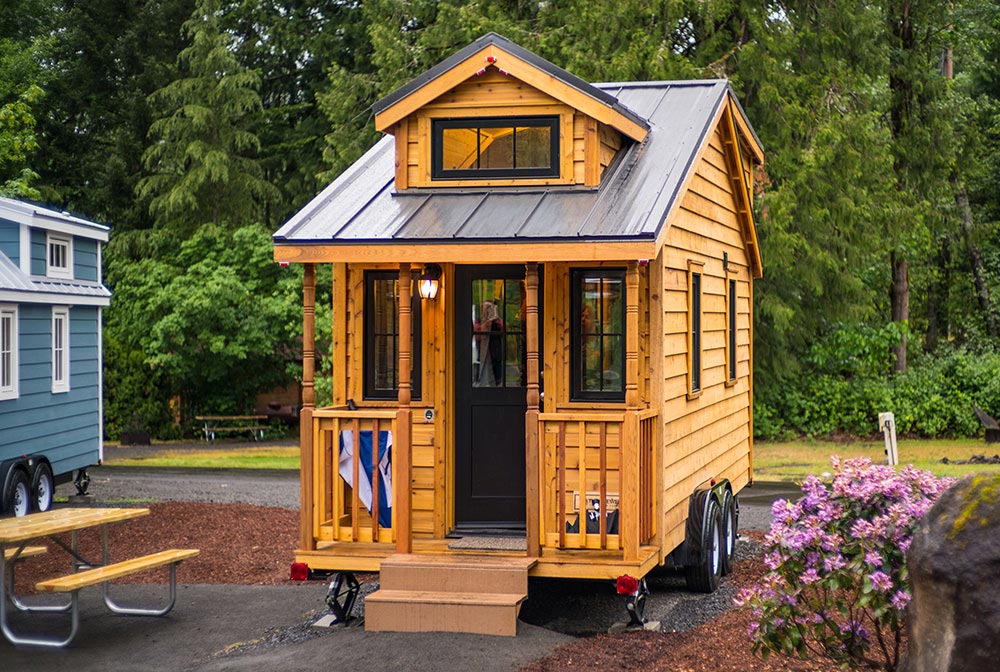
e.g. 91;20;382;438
471;277;526;388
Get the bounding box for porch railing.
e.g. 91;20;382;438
312;408;397;544
539;409;657;558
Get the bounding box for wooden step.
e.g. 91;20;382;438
365;589;525;636
36;549;199;593
379;553;534;595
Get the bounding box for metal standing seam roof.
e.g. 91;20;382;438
0;250;111;302
275;79;739;247
0;196;110;240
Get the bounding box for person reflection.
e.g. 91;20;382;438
475;300;504;387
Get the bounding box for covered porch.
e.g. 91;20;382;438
291;257;662;580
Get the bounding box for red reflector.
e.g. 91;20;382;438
290;562;309;581
486;55;496;63
710;479;716;486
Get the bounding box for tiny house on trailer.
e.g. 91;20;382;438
274;33;763;636
0;197;110;516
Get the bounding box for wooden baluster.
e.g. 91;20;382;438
525;262;541;557
324;428;333;526
599;423;607;550
351;418;360;542
332;420;341;540
371;418;380;539
578;421;587;549
558;421;566;549
300;263;316;552
396;263;413;554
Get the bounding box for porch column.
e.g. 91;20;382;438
621;261;640;561
396;263;413;554
300;263;316;552
525;262;541;558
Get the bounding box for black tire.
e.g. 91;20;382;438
30;462;54;513
720;489;738;576
3;468;31;517
684;497;722;593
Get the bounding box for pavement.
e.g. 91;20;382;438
7;459;801;670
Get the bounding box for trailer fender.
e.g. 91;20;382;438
680;479;731;565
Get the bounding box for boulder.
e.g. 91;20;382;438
904;476;1000;672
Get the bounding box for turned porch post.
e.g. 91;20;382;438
621;261;641;561
396;263;413;554
525;262;541;557
300;263;316;551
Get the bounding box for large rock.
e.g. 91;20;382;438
904;476;1000;672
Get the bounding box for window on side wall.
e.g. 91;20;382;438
571;268;625;402
687;261;704;398
726;275;737;384
47;233;73;279
363;271;422;400
432;116;560;180
52;307;70;393
0;305;17;400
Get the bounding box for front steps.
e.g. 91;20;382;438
365;554;536;636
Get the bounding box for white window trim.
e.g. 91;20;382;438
47;232;73;280
52;306;70;393
0;304;18;400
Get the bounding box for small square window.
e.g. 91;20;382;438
47;233;73;279
0;305;18;400
52;307;70;393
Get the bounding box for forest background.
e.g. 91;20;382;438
2;0;999;441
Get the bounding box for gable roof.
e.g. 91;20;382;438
372;32;649;142
0;196;110;242
276;78;762;274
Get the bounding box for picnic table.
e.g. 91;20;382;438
0;507;198;648
195;415;268;442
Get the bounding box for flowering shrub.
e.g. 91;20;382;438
737;457;955;670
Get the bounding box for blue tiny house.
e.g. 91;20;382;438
0;197;110;516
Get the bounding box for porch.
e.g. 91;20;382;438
293;260;661;580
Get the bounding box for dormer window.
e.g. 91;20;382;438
47;233;73;279
432;116;559;180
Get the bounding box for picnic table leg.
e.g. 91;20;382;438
6;548;72;613
1;550;80;648
102;563;179;616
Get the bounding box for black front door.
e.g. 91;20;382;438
454;265;533;528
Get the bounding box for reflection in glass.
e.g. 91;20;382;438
577;273;624;395
472;278;526;388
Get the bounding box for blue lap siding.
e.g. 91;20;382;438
0;304;101;477
0;219;17;264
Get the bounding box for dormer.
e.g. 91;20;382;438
372;33;649;190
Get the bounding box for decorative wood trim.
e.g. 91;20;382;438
332;263;348;406
274;240;655;264
300;264;316;552
525;262;541;557
583;116;600;187
625;261;640;409
722;103;763;278
396;263;413;554
375;44;648;142
394;120;409;190
728;95;764;164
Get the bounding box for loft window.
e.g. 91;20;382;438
52;307;70;393
571;268;625;402
47;233;72;279
0;305;17;400
432;116;560;180
364;271;421;400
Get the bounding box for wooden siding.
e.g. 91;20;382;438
0;219;18;264
0;304;101;478
657;121;754;556
396;71;613;190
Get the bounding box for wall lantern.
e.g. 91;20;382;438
418;263;442;300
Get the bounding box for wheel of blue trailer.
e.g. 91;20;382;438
3;468;31;517
684;497;722;593
720;489;738;576
30;462;54;513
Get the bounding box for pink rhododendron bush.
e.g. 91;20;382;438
737;457;955;671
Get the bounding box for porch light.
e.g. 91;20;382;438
418;263;442;300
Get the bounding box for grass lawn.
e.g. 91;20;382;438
106;446;300;470
755;438;1000;482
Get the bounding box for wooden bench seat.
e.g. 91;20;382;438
4;545;47;562
207;425;268;433
36;548;199;593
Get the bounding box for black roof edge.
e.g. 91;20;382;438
725;84;765;156
371;32;650;133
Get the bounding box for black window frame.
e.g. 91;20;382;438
728;278;737;382
431;115;560;180
363;270;422;401
690;270;702;394
570;267;626;403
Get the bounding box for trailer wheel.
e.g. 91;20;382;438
720;489;738;576
31;462;54;512
684;497;722;593
3;468;31;517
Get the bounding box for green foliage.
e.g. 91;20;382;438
0;38;48;198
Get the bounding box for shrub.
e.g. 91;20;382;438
737;457;955;671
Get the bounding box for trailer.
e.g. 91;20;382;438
273;33;763;635
0;197;110;516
